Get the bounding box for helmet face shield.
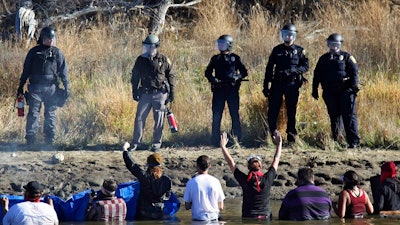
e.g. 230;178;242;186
42;36;56;46
142;43;158;57
39;27;57;46
281;30;297;43
327;41;341;53
216;39;230;52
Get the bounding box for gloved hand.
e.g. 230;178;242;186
132;89;140;101
351;85;360;94
312;90;319;100
210;77;220;84
169;90;174;102
17;85;24;97
233;73;242;82
165;90;174;104
299;75;308;84
133;92;140;102
262;88;269;98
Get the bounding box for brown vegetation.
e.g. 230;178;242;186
0;0;399;150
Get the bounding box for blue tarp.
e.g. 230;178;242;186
0;181;180;222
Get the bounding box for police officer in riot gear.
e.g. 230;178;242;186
17;26;70;145
263;23;309;144
205;34;248;147
312;33;360;148
130;34;175;152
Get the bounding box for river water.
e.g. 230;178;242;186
60;198;399;225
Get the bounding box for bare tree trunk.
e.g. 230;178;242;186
147;0;172;35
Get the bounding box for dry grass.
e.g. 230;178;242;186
0;0;399;149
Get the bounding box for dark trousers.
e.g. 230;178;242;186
267;81;299;142
26;84;58;142
211;88;241;145
322;88;360;145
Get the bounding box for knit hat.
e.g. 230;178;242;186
147;153;163;166
380;161;396;184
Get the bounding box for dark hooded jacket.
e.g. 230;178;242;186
376;178;400;211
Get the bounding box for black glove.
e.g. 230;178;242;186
165;90;174;104
210;77;220;84
262;88;269;98
351;85;360;94
133;91;140;102
17;86;24;97
233;74;242;82
169;91;174;103
300;75;308;84
312;90;319;100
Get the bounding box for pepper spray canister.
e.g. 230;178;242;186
17;94;25;117
167;109;178;133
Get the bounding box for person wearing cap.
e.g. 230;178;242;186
374;161;400;212
183;155;225;221
279;168;332;220
333;170;373;219
220;130;282;220
130;34;175;152
1;181;58;225
263;23;309;144
85;179;127;221
17;26;70;146
122;142;172;220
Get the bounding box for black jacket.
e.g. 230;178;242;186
376;178;400;212
123;151;172;220
19;44;69;89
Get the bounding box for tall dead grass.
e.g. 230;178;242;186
0;0;399;149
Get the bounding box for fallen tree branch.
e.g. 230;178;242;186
40;0;202;33
2;0;11;15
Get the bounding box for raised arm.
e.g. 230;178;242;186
270;130;282;171
220;132;236;173
122;142;144;179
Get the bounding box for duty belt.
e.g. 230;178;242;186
143;86;166;94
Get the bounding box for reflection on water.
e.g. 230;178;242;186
61;199;400;225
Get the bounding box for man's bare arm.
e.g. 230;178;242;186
270;130;282;171
220;132;236;173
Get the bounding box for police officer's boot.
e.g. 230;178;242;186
45;137;54;146
287;133;296;143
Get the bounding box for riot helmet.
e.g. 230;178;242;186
38;26;56;46
143;34;160;47
216;34;234;52
326;33;343;53
142;34;159;58
281;23;297;44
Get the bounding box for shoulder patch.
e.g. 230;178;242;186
166;57;172;65
349;55;357;64
302;49;306;56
